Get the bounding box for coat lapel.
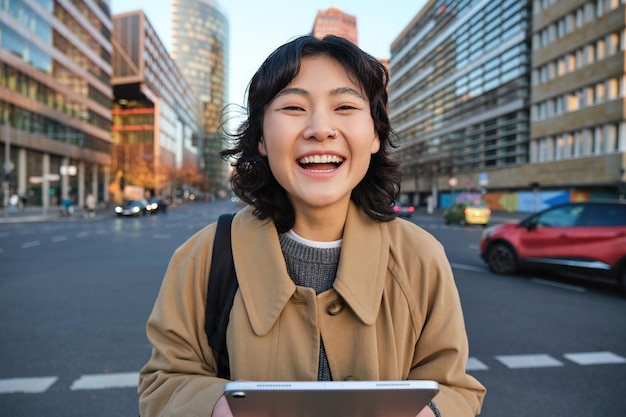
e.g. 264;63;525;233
231;207;296;336
334;203;389;325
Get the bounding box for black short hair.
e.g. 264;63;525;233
221;35;401;233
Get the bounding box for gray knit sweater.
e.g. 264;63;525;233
279;233;341;381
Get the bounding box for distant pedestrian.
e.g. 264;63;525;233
85;193;96;218
20;193;28;211
9;193;19;212
61;197;73;216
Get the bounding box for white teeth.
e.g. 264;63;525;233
298;154;344;164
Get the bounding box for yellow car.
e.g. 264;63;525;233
443;200;491;226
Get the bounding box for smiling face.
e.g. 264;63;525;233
259;55;380;221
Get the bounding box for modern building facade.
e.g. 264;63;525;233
112;10;202;201
312;7;358;45
530;0;626;203
171;0;229;194
1;0;114;210
389;0;533;210
390;0;626;212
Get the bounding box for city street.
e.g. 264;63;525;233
0;200;625;417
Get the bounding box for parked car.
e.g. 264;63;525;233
147;197;168;214
443;200;491;226
114;199;149;217
480;201;626;290
394;201;415;218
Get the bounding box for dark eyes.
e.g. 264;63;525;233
280;105;357;111
281;106;305;111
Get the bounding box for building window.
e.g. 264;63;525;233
567;93;579;111
585;86;595;107
596;38;606;60
584;3;596;23
567;53;576;71
555;96;564;114
606;123;618;152
594;126;604;154
596;81;606;102
608;77;619;99
557;57;567;75
581;129;593;156
607;32;620;55
576;8;584;28
585;43;595;64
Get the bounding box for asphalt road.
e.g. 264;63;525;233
0;201;624;417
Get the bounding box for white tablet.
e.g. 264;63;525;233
224;380;439;417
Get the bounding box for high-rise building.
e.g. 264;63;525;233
112;10;202;201
530;0;626;200
312;7;358;45
1;0;114;210
389;0;533;209
172;0;229;194
390;0;626;211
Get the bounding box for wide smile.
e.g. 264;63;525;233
297;154;345;173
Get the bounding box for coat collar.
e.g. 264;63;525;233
231;202;389;336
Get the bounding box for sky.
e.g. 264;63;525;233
110;0;428;108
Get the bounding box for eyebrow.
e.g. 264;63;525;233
274;86;365;100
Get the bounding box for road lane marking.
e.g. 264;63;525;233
21;241;40;248
70;372;138;390
0;377;58;394
531;278;586;292
152;234;171;239
495;354;563;369
52;236;68;242
466;357;489;371
564;351;626;365
450;263;489;273
76;232;90;238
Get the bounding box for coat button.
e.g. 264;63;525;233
327;299;344;315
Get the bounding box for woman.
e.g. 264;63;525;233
139;35;485;417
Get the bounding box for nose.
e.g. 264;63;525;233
303;113;337;141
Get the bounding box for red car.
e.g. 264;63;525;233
480;201;626;290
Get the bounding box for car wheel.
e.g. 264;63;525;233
486;242;518;274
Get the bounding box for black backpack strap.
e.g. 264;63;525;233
205;213;238;379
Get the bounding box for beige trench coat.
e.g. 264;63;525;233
139;203;486;416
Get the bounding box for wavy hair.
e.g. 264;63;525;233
221;35;402;233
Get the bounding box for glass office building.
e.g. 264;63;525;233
0;0;113;209
112;10;202;201
389;0;532;207
172;0;229;193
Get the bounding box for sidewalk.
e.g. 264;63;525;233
0;205;112;223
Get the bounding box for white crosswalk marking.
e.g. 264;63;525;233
495;354;563;369
70;372;139;390
564;351;626;365
0;377;58;394
466;357;489;371
21;240;40;248
1;352;624;394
